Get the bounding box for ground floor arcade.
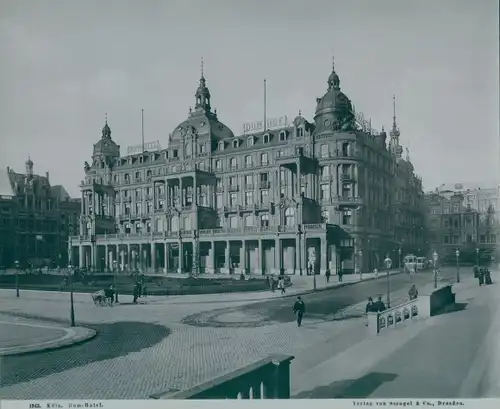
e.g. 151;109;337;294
70;235;345;275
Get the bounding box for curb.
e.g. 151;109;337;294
279;270;405;300
0;326;97;356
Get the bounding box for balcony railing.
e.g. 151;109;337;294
150;355;294;399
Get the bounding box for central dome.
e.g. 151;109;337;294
170;72;234;142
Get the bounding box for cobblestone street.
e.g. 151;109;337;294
0;267;463;399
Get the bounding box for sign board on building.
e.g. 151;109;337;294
243;116;288;134
354;111;378;135
126;140;162;155
36;235;43;241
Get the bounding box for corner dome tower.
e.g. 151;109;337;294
170;59;234;143
314;55;356;133
92;116;120;166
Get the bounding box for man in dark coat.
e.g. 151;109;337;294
293;296;306;327
373;295;387;312
365;297;377;326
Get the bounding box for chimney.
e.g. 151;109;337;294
46;171;49;181
6;166;10;172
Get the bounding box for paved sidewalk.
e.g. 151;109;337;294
0;314;96;356
291;271;500;398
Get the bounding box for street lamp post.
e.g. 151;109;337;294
476;248;480;267
358;250;363;280
68;264;75;327
14;260;20;298
398;248;402;270
384;255;392;308
112;260;119;303
432;251;439;289
455;249;460;283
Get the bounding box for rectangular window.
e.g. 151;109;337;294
183;217;191;230
321;144;328;158
245;191;253;206
342;209;352;225
261;153;268;165
443;206;450;214
261;214;270;227
260;189;268;204
245;175;253;187
321;166;329;179
453;204;459;213
342;183;351;198
216;194;223;208
244;215;253;227
320;184;330;200
245;155;252;167
215;160;221;171
229;193;237;207
229;176;237;186
230;158;237;169
229;216;238;229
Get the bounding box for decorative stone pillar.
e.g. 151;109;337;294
274;237;281;274
320;237;327;275
224;241;230;274
255;239;263;275
79;245;84;268
206;241;214;274
178;240;183;273
151;243;156;272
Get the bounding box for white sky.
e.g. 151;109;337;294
0;0;498;197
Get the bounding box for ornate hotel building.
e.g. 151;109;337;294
70;59;426;275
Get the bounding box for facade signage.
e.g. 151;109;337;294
354;111;378;135
127;140;162;155
243;116;288;133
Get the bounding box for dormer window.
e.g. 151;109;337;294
139;156;144;164
263;133;270;144
218;141;225;151
172;149;178;158
279;131;286;141
232;140;239;149
248;136;254;146
297;127;304;137
163;151;168;159
128;158;133;164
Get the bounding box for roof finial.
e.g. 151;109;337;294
298;109;302;116
105;112;108;124
201;57;204;79
332;51;335;72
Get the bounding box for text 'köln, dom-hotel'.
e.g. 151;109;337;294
70;58;427;276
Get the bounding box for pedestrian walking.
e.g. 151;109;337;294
293;296;306;327
365;297;377;326
373;268;379;279
325;269;331;283
278;277;286;295
473;265;482;286
338;269;343;282
408;284;418;300
485;268;493;285
133;283;140;304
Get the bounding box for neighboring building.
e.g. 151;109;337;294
388;96;427;266
0;159;80;269
70;58;425;275
424;183;499;264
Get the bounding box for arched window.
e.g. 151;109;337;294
284;207;295;226
171;215;179;232
232;140;239;148
279;131;286;141
263;133;270;143
297;127;304;137
248;136;254;146
218;141;225;151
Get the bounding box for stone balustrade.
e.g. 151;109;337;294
367;284;456;336
72;224;329;243
150;355;294;400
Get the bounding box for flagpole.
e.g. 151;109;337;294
141;109;145;153
264;79;267;131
